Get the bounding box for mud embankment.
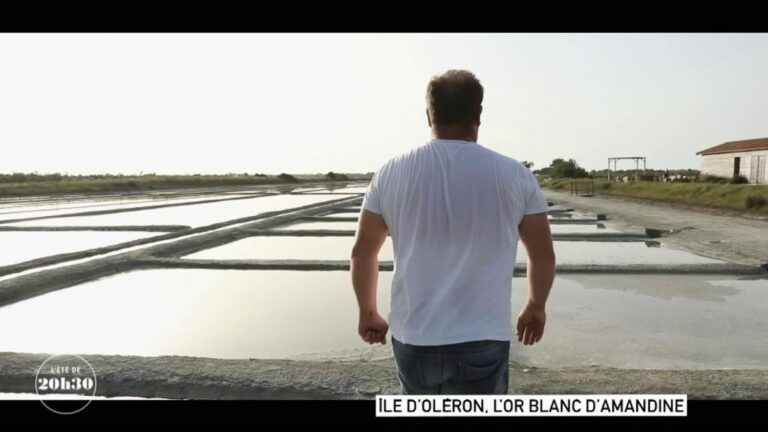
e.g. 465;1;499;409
1;352;767;400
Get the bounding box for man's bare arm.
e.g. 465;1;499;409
351;209;389;344
517;213;556;346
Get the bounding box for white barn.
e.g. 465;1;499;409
696;138;768;184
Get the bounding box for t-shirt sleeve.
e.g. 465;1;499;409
523;169;549;215
362;171;383;215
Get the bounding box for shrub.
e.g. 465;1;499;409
595;182;612;190
277;173;299;183
325;171;349;181
700;175;729;184
729;175;749;184
745;194;767;209
541;158;590;178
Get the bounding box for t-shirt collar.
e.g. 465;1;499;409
430;138;477;145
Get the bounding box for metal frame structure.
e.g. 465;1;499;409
607;156;647;181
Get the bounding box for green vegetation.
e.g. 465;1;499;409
535;159;589;178
699;174;750;185
589;168;700;182
0;172;372;198
325;171;350;181
276;173;299;183
534;157;767;214
540;177;768;215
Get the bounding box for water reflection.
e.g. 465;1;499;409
512;275;768;369
0;231;155;267
518;242;725;265
324;183;352;192
283;221;631;235
10;194;335;228
185;236;394;260
283;221;360;231
0;270;765;369
566;274;744;303
0;194;244;220
0;270;393;360
548;225;623;234
326;187;368;193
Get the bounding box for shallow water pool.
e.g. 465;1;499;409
519;242;724;265
0;231;156;267
10;194;342;228
185;236;394;260
0;270;765;369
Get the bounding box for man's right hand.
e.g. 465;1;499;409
358;310;389;345
518;212;554;347
516;301;546;346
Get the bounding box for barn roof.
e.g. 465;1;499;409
697;138;768;156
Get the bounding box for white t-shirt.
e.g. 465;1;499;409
362;138;548;346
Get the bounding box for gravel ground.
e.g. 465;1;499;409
544;189;768;266
2;352;767;400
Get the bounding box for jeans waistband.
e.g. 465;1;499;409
392;336;510;355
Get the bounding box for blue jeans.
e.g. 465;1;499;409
392;337;510;395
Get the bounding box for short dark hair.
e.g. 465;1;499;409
426;70;484;127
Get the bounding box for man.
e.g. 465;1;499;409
350;70;556;395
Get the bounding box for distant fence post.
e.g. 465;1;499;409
569;178;594;197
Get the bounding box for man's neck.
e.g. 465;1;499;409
432;126;477;142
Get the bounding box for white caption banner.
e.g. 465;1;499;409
376;394;687;417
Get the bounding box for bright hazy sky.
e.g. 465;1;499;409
1;33;767;175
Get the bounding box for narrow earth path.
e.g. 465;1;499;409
544;190;768;266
